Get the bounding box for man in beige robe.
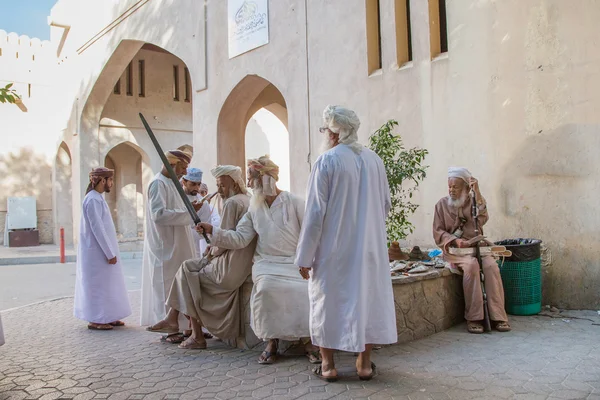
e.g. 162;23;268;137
433;167;511;334
146;165;256;349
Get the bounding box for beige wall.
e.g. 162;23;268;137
1;0;596;307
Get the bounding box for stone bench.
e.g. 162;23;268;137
224;268;464;350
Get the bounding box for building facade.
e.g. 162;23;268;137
0;0;598;309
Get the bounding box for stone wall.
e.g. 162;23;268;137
225;269;464;350
0;210;54;246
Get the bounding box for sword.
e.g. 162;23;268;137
139;113;210;244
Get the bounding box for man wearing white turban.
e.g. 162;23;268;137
140;149;195;343
433;167;511;334
296;105;397;381
147;165;256;350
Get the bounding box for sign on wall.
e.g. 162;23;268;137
228;0;269;59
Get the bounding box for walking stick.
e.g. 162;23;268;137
139;112;210;244
471;188;491;333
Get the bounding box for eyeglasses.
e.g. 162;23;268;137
319;127;332;134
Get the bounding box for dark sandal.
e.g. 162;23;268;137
88;323;113;330
161;332;185;344
358;362;377;381
313;365;338;382
258;350;277;364
109;321;125;327
306;350;322;364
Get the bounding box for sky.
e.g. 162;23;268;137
0;0;57;40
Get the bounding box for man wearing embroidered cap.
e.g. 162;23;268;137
433;167;511;334
197;156;320;364
140;149;195;342
74;167;131;330
181;167;220;258
147;165;255;350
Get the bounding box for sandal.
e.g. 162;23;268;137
178;336;207;350
358;362;377;381
161;332;185;344
258;340;278;364
494;321;512;332
305;350;322;364
313;365;338;382
109;321;125;327
88;323;113;330
146;321;179;333
467;321;484;334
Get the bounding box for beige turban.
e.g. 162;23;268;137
165;150;192;165
248;155;279;196
211;165;247;194
322;105;363;154
448;167;472;183
86;167;114;194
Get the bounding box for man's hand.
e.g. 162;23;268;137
454;239;470;248
299;267;311;280
192;201;203;211
108;256;117;264
196;222;213;235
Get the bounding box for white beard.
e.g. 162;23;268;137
249;181;265;211
447;193;468;209
319;135;337;154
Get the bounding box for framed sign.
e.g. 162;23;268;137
228;0;269;59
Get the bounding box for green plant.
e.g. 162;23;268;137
368;119;428;244
0;83;20;104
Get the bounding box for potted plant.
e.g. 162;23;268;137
368;120;428;259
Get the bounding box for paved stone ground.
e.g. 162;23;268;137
1;292;599;400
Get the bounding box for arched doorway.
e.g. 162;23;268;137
217;75;290;190
245;108;290;191
74;40;194;245
104;142;149;241
53;142;73;245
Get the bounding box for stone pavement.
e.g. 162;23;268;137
1;293;599;400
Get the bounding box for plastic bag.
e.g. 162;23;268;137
494;238;542;262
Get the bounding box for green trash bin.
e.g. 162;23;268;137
494;238;542;316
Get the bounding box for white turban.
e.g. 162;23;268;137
448;167;472;184
210;165;247;194
322;105;363;154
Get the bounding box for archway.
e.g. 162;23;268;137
104;142;148;240
245;108;290;191
217;75;290;189
53;142;73;245
74;40;194;245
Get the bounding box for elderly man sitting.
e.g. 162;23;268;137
199;155;321;365
433;167;511;334
147;165;256;349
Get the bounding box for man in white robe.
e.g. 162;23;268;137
198;156;321;364
74;167;131;330
181;168;220;258
146;165;255;350
140;150;195;342
198;183;221;255
0;313;5;346
296;105;397;381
